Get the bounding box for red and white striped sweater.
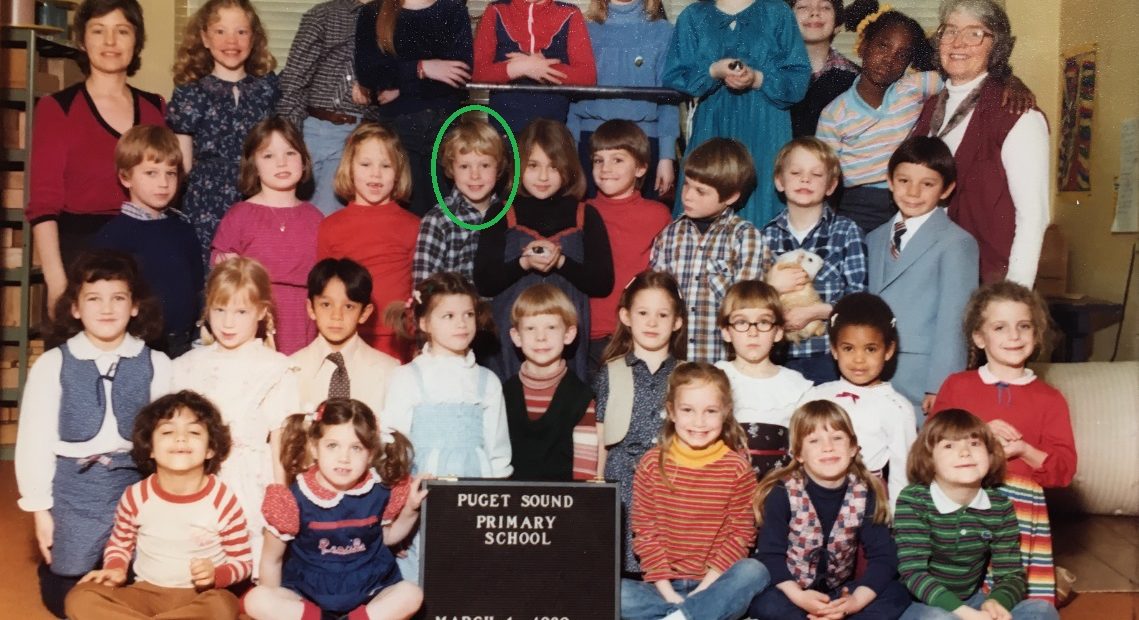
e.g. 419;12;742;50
103;474;252;588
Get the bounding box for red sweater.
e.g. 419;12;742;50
27;83;166;224
587;193;672;339
316;202;420;360
933;369;1077;488
632;442;757;582
472;0;596;85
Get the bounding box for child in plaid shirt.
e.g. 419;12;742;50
413;119;507;287
761;137;867;384
649;138;764;363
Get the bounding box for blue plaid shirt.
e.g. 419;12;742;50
650;209;765;363
412;188;496;287
761;207;868;359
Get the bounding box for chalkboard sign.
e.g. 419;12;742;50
421;479;620;619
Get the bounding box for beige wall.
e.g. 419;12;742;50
1052;0;1139;361
134;0;176;98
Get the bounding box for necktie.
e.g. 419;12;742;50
891;220;906;259
327;352;350;400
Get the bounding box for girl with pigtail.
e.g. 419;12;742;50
172;256;300;572
244;398;425;620
381;272;512;584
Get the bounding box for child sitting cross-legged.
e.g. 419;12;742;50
64;391;251;620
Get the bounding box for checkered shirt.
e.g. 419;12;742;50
413;188;493;286
761;207;868;359
649;210;765;363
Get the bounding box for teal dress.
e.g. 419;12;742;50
662;0;809;227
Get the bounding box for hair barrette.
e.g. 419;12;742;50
623;276;637;290
380;427;396;444
314;402;326;422
890;317;897;328
829;313;839;327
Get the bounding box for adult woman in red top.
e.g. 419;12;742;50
27;0;167;317
912;0;1048;286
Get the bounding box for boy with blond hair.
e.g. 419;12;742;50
504;283;598;481
413;118;508;286
93;125;202;357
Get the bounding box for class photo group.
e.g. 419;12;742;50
13;0;1080;617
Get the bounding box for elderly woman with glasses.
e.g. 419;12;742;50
912;0;1049;287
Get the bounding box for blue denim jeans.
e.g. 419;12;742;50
302;116;356;216
621;559;769;620
900;589;1059;620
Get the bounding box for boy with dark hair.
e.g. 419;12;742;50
649;137;765;364
290;258;399;416
868;136;978;414
586;120;672;376
92;125;203;358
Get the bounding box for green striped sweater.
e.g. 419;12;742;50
894;484;1026;612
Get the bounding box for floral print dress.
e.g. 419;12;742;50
167;73;280;266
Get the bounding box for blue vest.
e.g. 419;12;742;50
58;342;153;443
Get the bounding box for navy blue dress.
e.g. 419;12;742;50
278;469;402;613
166;73;280;265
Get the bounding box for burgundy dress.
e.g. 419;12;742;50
210;201;324;354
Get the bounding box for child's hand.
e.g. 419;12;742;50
789;588;832;615
987;419;1022;443
213;252;238;266
522;241;560;273
654;579;685;604
421;59;472;88
505;53;567;84
189;557;216;590
1001;437;1027;458
351;83;371;106
765;264;809;293
922;393;938;414
979;599;1011;620
78;567;127;587
376;89;400;105
784;306;818;332
953;605;993;620
406;474;431;512
33;510;53;564
725;67;761;90
655;159;675;196
709;58;737;79
1000;76;1036;115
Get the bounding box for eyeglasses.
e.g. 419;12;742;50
728;319;777;333
937;25;993;46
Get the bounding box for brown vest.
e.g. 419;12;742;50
913;78;1036;283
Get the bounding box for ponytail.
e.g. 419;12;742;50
280;412;313;482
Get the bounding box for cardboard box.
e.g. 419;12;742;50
0;421;17;444
1;172;24;190
2;247;22;269
1;49;29;88
2;285;20;327
1;109;26;150
0;366;16;389
1;188;24;209
45;57;83;89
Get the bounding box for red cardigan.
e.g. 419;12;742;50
27;83;166;224
933;369;1077;488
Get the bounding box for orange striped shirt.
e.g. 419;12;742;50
103;475;252;588
631;442;758;582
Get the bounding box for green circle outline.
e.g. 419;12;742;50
430;104;520;231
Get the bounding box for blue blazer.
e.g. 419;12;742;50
867;208;979;406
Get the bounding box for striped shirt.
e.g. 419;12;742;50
631;442;757;582
649;210;765;363
103;475;252;589
761;207;868;359
895;483;1026;612
817;71;943;188
519;364;598;480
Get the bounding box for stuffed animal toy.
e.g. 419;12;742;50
767;249;826;343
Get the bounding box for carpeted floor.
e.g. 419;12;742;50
0;461;1133;619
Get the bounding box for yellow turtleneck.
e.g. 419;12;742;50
668;439;730;468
